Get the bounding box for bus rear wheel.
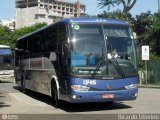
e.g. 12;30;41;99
21;75;26;93
51;83;60;108
106;101;114;106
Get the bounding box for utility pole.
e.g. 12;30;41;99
76;0;80;17
27;0;29;26
158;0;160;11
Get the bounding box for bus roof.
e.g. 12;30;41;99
58;17;129;25
0;45;10;48
17;17;129;41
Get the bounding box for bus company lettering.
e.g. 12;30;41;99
83;80;96;85
30;60;42;68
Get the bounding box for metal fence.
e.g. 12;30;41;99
139;60;160;85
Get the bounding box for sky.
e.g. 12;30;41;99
0;0;159;19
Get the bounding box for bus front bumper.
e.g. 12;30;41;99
69;88;138;103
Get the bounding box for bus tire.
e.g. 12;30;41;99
51;81;60;108
106;101;114;106
21;75;26;93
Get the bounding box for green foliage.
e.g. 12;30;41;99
153;12;160;30
98;0;122;9
15;22;47;38
131;11;160;69
97;0;137;15
133;11;153;36
0;22;47;48
98;10;127;20
133;11;160;57
97;10;134;22
97;10;160;69
0;25;13;46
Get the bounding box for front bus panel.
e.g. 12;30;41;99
66;20;138;103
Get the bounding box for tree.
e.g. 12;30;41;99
97;10;133;21
98;0;137;15
153;12;160;31
0;22;47;48
0;25;13;46
133;11;160;59
150;12;160;55
15;22;47;38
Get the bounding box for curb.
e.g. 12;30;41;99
138;84;160;89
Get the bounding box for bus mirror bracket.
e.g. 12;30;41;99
63;42;70;58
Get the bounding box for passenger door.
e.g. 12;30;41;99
57;23;70;97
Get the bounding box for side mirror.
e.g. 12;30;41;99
50;52;57;61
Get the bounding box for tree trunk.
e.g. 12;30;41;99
123;0;137;14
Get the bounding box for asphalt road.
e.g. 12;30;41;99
0;78;160;120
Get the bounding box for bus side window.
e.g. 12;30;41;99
28;36;35;53
59;24;67;43
58;23;69;75
47;25;58;52
16;41;22;56
17;38;28;57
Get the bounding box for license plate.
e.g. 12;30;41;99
102;94;114;99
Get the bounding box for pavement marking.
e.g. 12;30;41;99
9;93;31;105
0;88;30;105
0;88;13;93
0;88;53;107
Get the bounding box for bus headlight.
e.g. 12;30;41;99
125;84;138;89
71;85;90;91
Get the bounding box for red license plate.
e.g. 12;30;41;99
102;94;114;99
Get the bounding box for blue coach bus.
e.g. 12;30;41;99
0;45;14;75
15;18;138;107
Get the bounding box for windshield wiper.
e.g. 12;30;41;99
109;58;125;78
92;55;126;79
91;55;107;79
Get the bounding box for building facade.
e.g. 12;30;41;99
0;19;15;31
15;0;86;29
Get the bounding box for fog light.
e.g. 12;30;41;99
72;95;77;99
132;93;138;97
72;95;81;99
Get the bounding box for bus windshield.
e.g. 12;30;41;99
0;48;12;55
0;47;13;70
69;23;137;79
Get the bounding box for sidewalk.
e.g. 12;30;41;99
0;70;15;83
138;84;160;89
0;75;15;83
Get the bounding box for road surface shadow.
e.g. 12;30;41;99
0;80;14;83
60;102;132;112
0;93;4;97
13;86;54;106
13;86;22;91
0;92;11;109
0;95;5;97
0;102;11;108
13;86;132;112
